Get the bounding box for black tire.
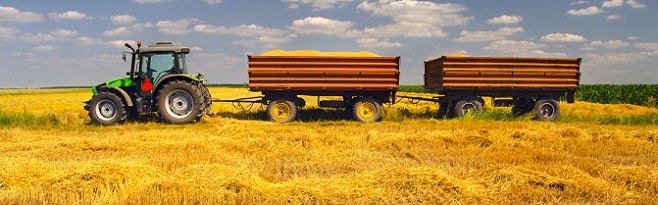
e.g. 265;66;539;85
352;97;382;122
437;102;450;118
85;92;127;125
199;85;212;115
156;80;204;124
452;100;483;117
267;99;297;123
533;99;560;121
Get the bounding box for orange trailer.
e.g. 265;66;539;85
422;56;581;120
246;55;400;122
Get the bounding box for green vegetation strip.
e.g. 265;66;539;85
399;84;658;107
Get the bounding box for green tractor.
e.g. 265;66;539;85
84;41;212;125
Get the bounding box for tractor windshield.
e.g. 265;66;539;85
139;52;187;82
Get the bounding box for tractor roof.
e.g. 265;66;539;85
138;41;190;53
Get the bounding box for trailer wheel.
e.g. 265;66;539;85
452;100;482;117
533;99;560;121
85;92;127;125
353;97;382;122
267;99;297;123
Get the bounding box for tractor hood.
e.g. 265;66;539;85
91;77;136;95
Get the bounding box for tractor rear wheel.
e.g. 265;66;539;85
199;85;212;115
85;92;127;125
156;80;204;124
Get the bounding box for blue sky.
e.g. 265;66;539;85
0;0;656;88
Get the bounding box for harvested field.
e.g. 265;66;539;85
0;87;657;204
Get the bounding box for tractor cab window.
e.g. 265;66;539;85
139;52;179;82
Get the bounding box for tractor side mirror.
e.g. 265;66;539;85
122;53;127;62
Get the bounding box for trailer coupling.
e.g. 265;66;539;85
212;96;264;112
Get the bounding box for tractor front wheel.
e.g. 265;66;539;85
156;80;204;124
85;92;127;125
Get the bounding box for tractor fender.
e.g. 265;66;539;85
107;87;134;107
153;74;201;92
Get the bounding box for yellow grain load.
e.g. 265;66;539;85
260;49;380;57
448;53;467;57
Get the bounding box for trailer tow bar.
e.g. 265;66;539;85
212;96;264;112
395;95;442;104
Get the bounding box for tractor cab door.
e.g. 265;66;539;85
138;52;179;92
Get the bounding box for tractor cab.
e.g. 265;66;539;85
125;41;191;93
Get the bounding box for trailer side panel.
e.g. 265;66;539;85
424;56;581;94
248;56;400;92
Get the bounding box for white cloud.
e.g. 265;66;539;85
483;40;566;57
0;6;44;23
540;33;587;42
194;24;287;37
232;35;296;49
18;29;79;42
111;15;137;25
48;11;92;21
19;33;57;42
50;29;78;38
453;27;524;42
202;0;222;4
282;0;354;10
194;24;293;48
584;52;653;67
156;18;200;35
0;26;20;40
484;40;547;54
606;14;622;20
358;1;470;26
32;45;58;52
567;6;603;16
602;0;624;8
289;17;355;35
76;37;106;46
570;1;589;5
487;15;523;24
356;37;403;48
354;0;472;39
626;0;646;8
582;40;630;50
627;36;640;40
106;40;135;48
635;43;658;51
131;22;154;31
104;27;133;37
351;22;446;38
11;52;37;58
530;50;567;57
